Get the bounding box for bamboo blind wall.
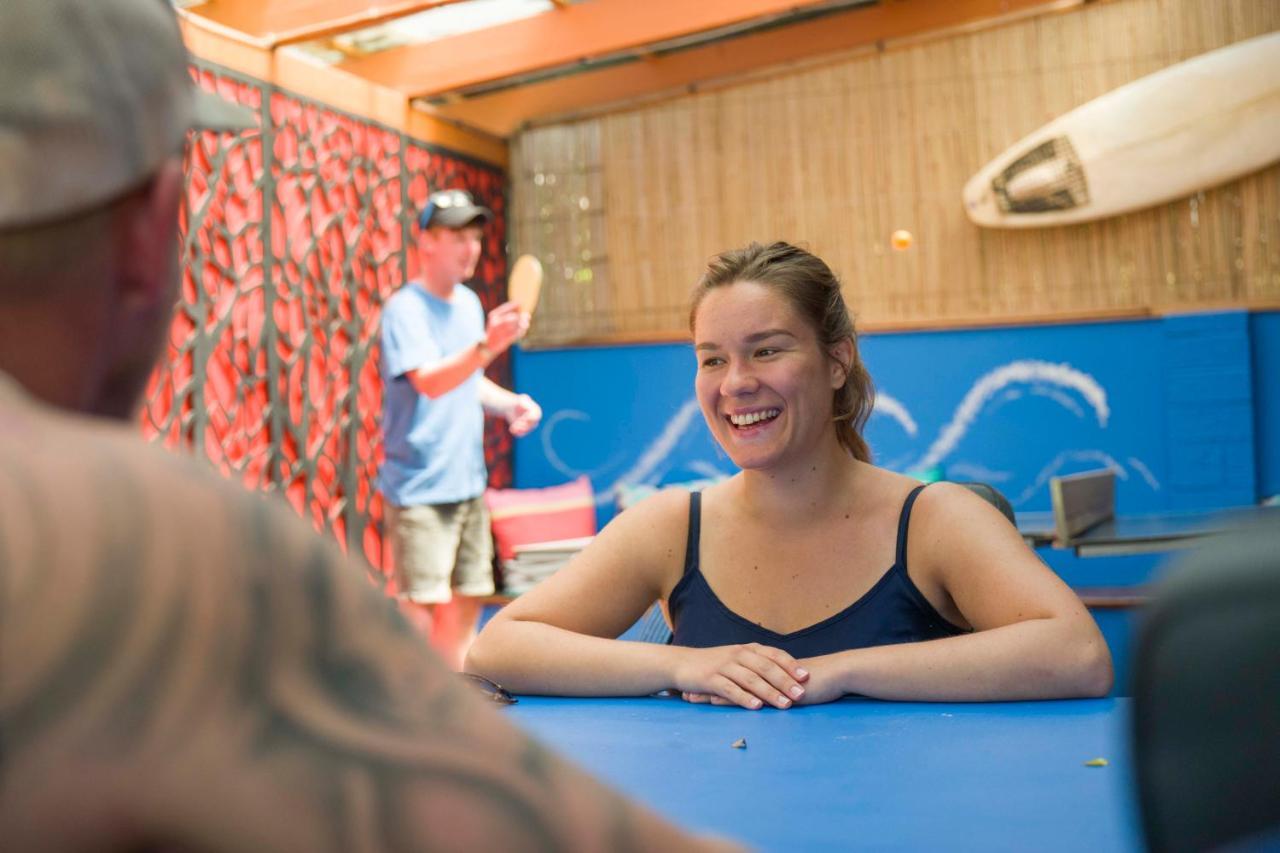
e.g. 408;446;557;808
511;0;1280;346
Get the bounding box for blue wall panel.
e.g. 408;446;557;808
509;341;709;514
1251;311;1280;501
859;319;1169;514
513;318;1187;521
511;311;1274;524
1161;311;1255;509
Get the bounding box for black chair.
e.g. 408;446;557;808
956;481;1016;526
1132;520;1280;853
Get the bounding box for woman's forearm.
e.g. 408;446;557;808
818;616;1112;702
466;619;681;696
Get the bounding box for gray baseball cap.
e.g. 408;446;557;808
0;0;257;229
417;189;493;230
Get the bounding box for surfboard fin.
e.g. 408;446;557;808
992;136;1089;213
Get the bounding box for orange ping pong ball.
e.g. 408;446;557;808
890;229;913;251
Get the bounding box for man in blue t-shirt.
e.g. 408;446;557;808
379;189;541;669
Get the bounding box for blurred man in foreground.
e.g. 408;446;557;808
0;2;727;849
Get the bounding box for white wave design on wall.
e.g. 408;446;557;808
1127;456;1162;491
947;462;1013;483
687;459;731;480
538;359;1137;510
1013;449;1131;505
540;409;623;482
992;386;1085;419
915;361;1109;470
604;399;704;499
1030;386;1086;418
871;392;918;437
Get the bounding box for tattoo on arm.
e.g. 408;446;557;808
0;447;649;851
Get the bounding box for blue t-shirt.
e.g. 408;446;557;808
378;283;487;506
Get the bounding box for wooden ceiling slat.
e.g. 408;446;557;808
431;0;1077;137
338;0;857;97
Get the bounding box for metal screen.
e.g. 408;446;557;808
142;61;511;583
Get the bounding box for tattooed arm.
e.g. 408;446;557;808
0;408;734;852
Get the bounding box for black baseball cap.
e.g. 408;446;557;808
417;188;492;230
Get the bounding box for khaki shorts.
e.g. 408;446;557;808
387;497;495;604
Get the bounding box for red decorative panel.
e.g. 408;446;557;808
141;62;509;586
143;68;271;490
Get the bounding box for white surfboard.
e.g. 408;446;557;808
963;31;1280;229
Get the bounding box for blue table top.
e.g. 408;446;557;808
507;695;1143;852
1077;505;1280;545
1016;505;1279;555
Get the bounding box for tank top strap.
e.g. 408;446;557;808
894;484;930;568
681;491;703;578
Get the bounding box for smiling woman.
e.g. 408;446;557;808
690;242;873;471
466;242;1113;709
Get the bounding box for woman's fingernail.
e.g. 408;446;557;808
796;668;809;678
777;696;790;707
790;685;805;698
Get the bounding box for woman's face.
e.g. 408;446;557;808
693;280;846;472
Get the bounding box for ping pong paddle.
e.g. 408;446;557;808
509;254;544;316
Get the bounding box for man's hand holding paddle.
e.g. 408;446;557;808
482;301;528;358
475;253;545;436
482;254;544;359
508;254;543;319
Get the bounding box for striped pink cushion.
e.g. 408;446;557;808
484;476;597;561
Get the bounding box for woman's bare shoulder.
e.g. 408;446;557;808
593;485;702;562
912;479;1010;524
612;484;699;523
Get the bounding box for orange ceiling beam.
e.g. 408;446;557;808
177;16;508;166
339;0;855;97
432;0;1077;137
180;0;464;49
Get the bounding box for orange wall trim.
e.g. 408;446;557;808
516;304;1280;350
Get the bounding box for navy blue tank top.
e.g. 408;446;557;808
668;485;966;658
